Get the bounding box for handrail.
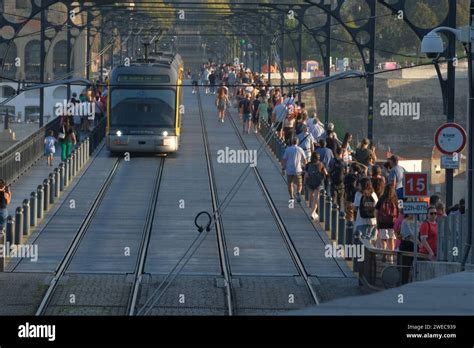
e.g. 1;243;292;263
0;118;61;185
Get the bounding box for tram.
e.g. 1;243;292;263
106;53;184;153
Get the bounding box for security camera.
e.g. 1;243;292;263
421;32;444;59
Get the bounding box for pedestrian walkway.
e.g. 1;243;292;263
292;271;474;315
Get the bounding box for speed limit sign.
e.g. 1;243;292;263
404;172;428;197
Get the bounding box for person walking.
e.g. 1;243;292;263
375;183;399;255
0;179;11;231
60;118;77;162
215;87;229;123
354;178;378;245
239;93;252;134
282;137;307;203
44;130;57;167
304;152;327;220
257;96;269;125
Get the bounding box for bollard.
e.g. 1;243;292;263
22;199;30;236
331;203;339;240
64;160;70;187
77;144;82;169
67;157;72;182
59;164;64;192
70;153;75;177
86;138;90;160
324;195;332;231
345;221;354;260
54;168;60;198
0;231;4;272
75;148;80;173
14;207;23;245
30;192;37;227
352;228;362;272
338;211;346;246
37;186;43;220
43;179;50;212
49;174;55;205
319;189;325;223
6;216;14;244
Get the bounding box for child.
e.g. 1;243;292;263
44;130;57;166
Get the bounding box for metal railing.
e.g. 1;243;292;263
0;118;61;185
438;213;471;263
0;118;106;270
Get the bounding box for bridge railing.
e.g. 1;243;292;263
437;213;471;263
0;118;61;185
0;118;106;271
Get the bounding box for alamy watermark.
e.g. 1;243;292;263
324;242;365;262
380;98;421;120
55;100;95;120
0;242;38;262
217;147;257;167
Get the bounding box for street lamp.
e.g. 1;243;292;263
421;21;473;269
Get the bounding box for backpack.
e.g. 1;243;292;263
0;190;11;209
306;163;324;189
359;194;376;219
330;159;345;185
377;200;397;228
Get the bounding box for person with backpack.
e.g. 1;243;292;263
0;179;11;231
329;153;345;208
375;183;399;255
343;163;359;222
304;152;327;220
239;93;252;134
44;130;57;167
354;177;378;245
371;165;386;199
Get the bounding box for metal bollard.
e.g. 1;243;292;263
77;144;82;168
86;138;90;160
338;212;346;245
43;179;50;212
70;153;75;177
54;168;60;198
6;216;14;244
331;203;339;240
59;164;64;192
15;207;23;245
345;221;354;260
67;157;72;182
30;192;37;227
37;186;43;220
75;148;80;173
64;160;70;187
353;229;362;272
0;231;4;272
49;174;55;205
324;195;332;231
22;199;30;236
319;189;325;223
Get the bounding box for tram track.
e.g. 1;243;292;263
225;108;321;307
35;157;166;316
196;89;234;316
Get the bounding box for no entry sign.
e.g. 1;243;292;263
435;123;467;155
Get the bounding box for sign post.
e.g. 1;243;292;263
403;173;429;282
434;122;467;207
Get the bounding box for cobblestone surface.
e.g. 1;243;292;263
45;274;131;315
0;273;51;315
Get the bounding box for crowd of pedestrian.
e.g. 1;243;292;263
192;59;466;279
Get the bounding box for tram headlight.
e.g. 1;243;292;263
162;131;169;137
116;130;122;137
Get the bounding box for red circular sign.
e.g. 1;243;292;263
434;123;467;155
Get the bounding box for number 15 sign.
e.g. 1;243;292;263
404;172;428;197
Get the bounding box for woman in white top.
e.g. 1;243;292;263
354;177;379;245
